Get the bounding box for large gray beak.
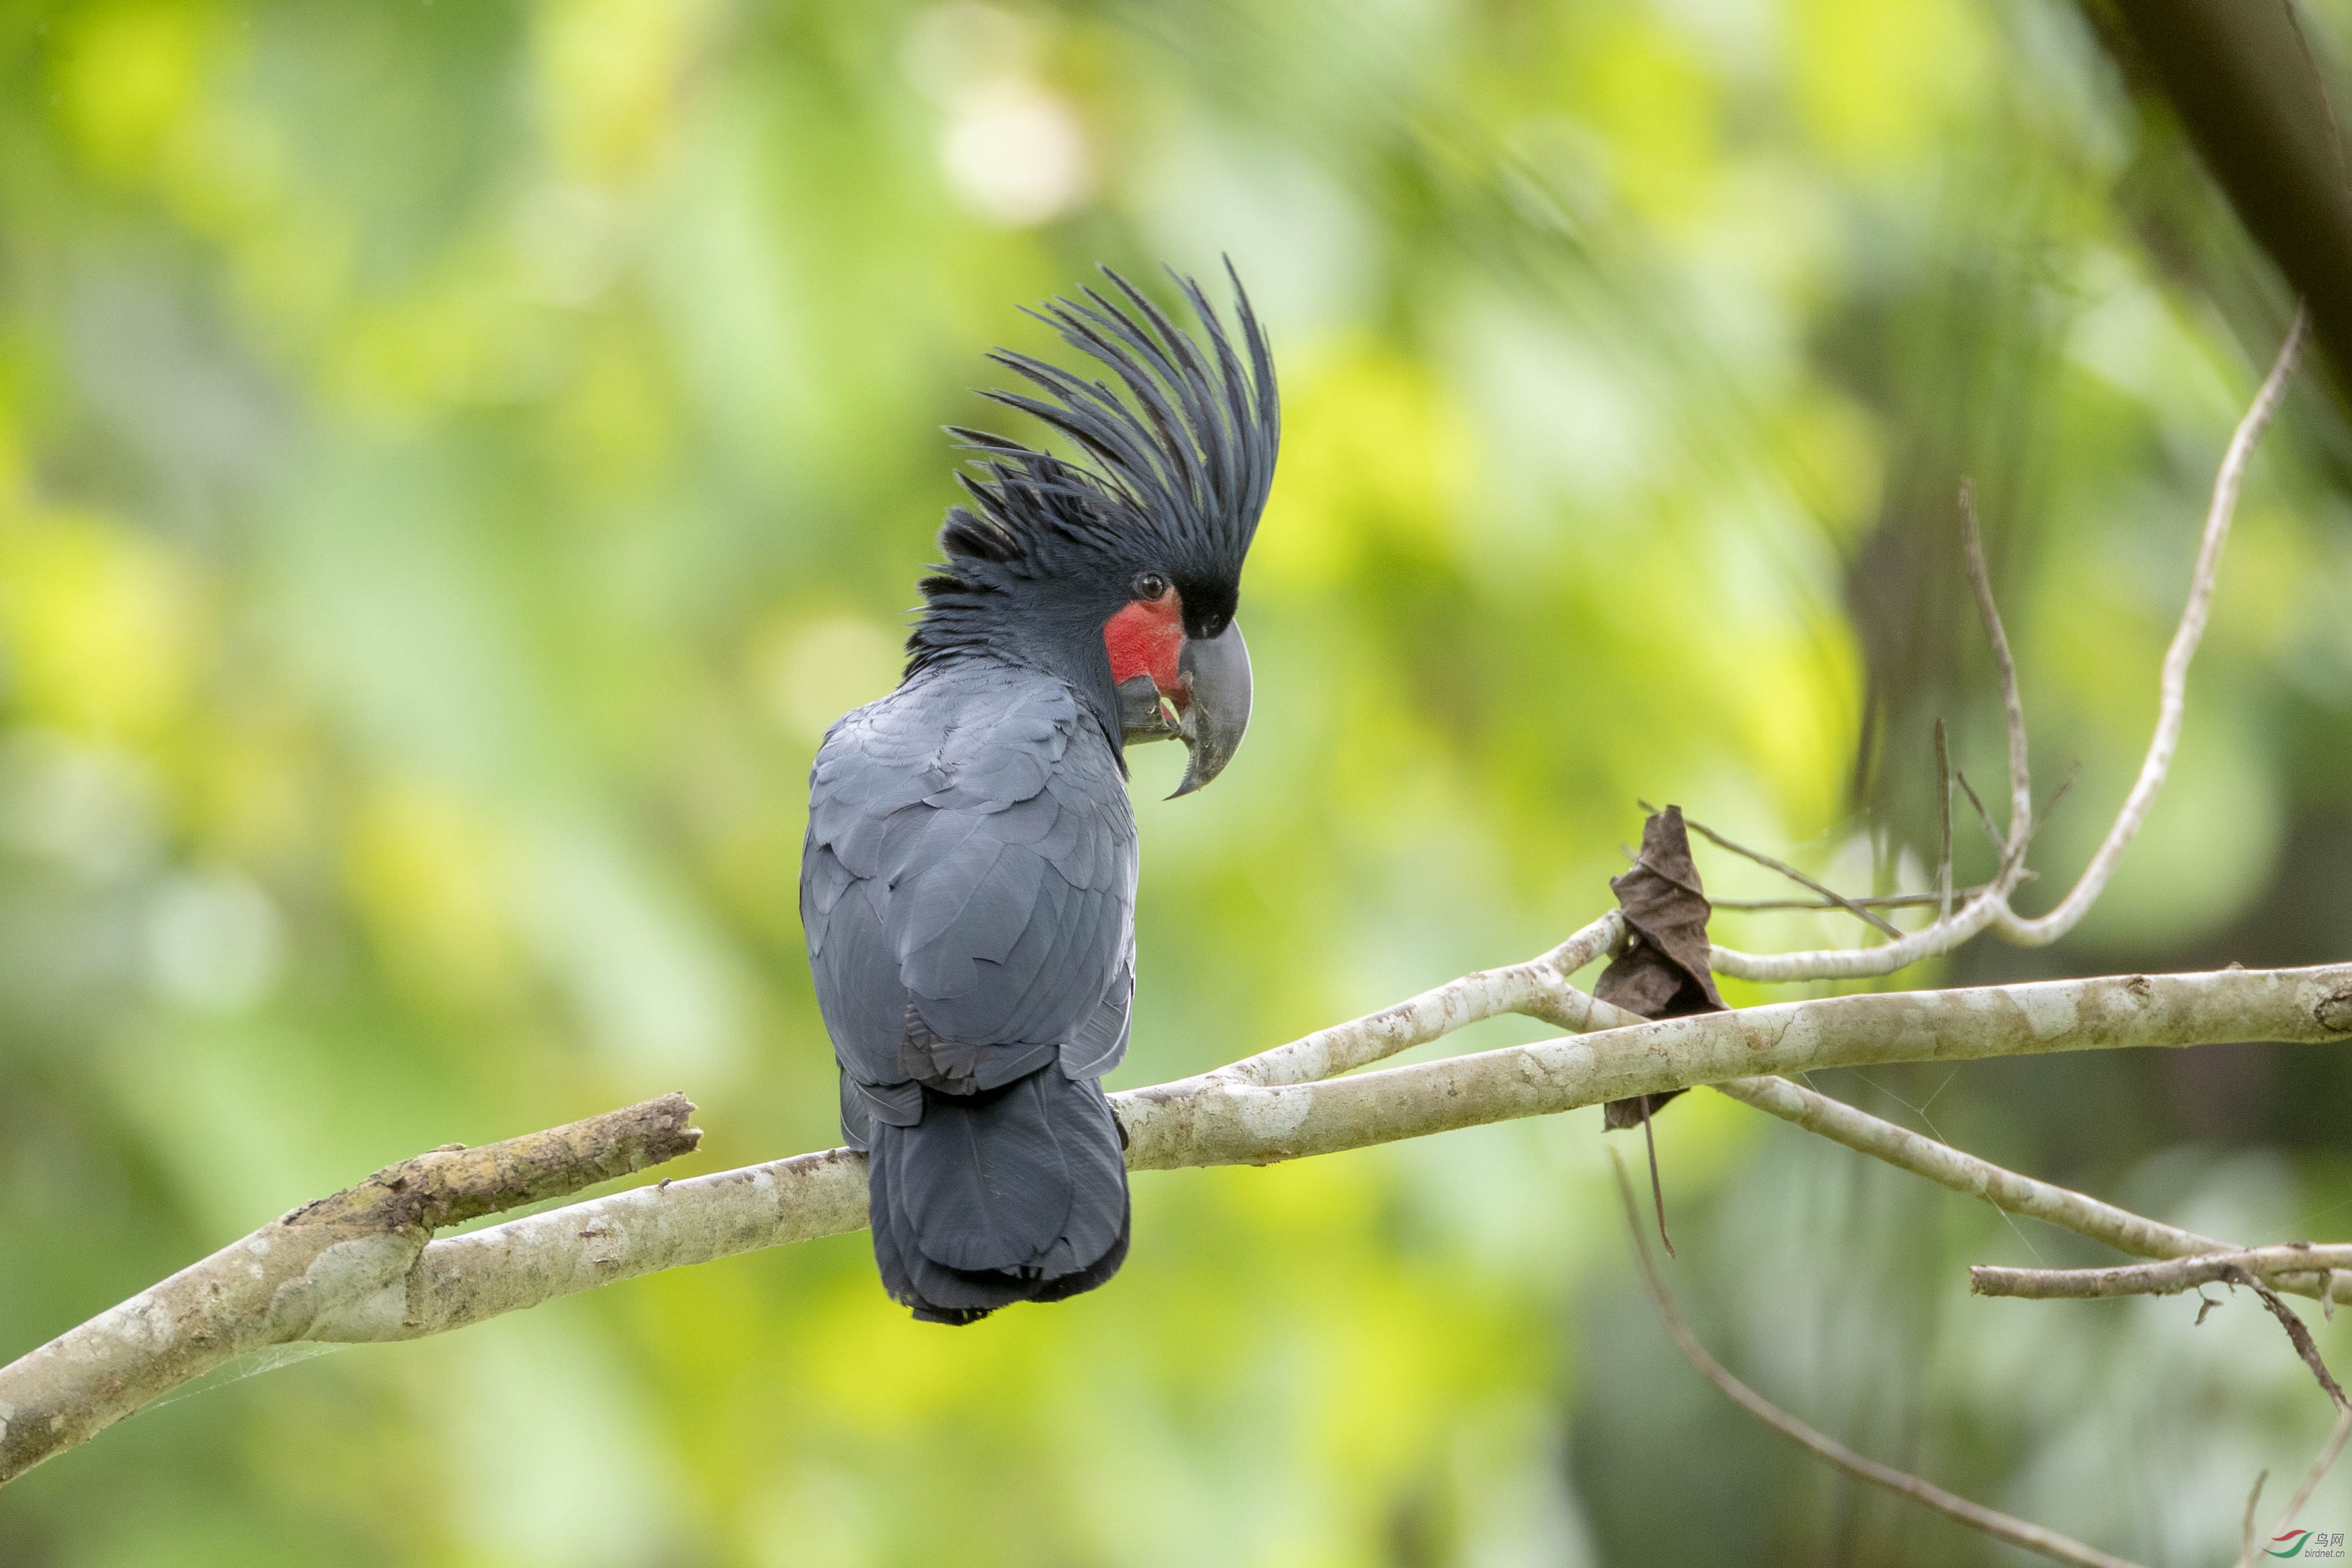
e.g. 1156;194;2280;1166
1167;621;1252;799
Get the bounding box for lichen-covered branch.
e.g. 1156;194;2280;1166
1120;964;2352;1170
1185;912;1624;1091
1280;957;2284;1309
9;956;2349;1484
293;961;2352;1354
1709;1076;2352;1306
0;1095;700;1484
1972;1244;2352;1301
314;1146;873;1344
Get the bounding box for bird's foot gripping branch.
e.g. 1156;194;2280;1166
1;308;2340;1568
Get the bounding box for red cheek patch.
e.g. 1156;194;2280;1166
1104;593;1185;698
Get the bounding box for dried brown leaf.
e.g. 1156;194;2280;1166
1601;806;1727;1130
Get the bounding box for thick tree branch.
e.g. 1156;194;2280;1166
1118;964;2352;1170
0;1096;699;1484
290;961;2352;1352
1186;952;2329;1314
5;960;2346;1481
1710;885;2002;913
313;1146;872;1345
1167;947;2352;1312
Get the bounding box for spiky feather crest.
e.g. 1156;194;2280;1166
908;262;1279;673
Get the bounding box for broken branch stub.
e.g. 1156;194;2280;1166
0;1093;702;1485
291;1092;704;1234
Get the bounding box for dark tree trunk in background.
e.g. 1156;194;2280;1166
2093;0;2352;380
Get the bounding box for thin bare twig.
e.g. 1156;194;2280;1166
2279;0;2351;209
1609;1152;2144;1568
2242;1469;2268;1566
1638;1093;1674;1258
1997;309;2307;946
2237;1409;2352;1568
1713;1077;2352;1306
1936;717;1954;924
1706;783;2059;919
1959;479;2034;851
1955;768;2009;858
1708;314;2304;983
2040;758;2082;832
1712;885;2004;913
1703;480;2037;982
1641;799;1902;939
1971;1244;2352;1301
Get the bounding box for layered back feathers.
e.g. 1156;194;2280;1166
910;263;1280;668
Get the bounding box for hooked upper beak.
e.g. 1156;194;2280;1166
1114;621;1253;799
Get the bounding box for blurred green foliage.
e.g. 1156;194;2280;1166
3;0;2352;1562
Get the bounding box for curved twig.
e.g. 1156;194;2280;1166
1609;1153;2144;1568
1713;1077;2351;1306
1995;307;2308;946
1706;314;2305;983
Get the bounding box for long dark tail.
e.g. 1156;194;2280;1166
865;1065;1129;1325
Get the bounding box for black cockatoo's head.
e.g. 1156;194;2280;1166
908;262;1280;796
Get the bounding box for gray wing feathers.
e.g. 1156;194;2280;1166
838;1073;920;1153
1059;945;1134;1080
806;876;907;1090
802;666;1136;1084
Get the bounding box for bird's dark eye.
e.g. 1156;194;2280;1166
1132;572;1170;602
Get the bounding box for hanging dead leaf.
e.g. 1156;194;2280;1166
1599;805;1727;1131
